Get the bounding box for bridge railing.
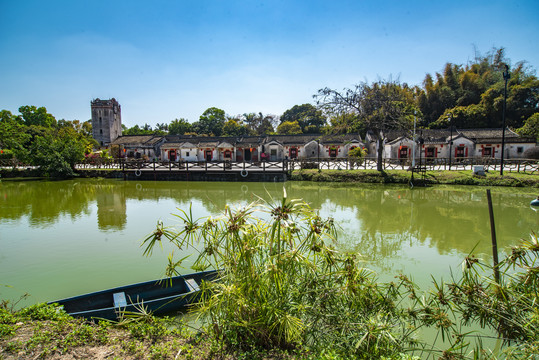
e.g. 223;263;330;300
3;157;538;174
287;157;539;173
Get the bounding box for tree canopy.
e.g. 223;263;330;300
315;79;419;170
419;48;539;130
0;106;95;178
193;107;227;136
280;104;327;134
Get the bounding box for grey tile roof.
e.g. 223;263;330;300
111;135;164;146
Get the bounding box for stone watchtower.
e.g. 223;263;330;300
91;98;122;147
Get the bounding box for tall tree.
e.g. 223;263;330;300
280;104;326;133
168;118;192;135
0;110;30;160
18;105;57;127
222;118;250;136
194;107;226;136
517;113;539;140
276;120;302;135
315;79;417;171
242;112;278;135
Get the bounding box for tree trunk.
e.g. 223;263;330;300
377;136;384;171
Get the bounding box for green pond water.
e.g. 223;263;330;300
1;178;537;309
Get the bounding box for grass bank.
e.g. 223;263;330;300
290;169;539;187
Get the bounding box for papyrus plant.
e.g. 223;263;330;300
143;190;419;357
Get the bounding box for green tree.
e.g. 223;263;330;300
194;107;226;136
222;118;250;136
280;104;326;133
326;112;365;135
122;124;157;135
18;105;57;127
28;127;86;177
517;113;539;140
257;116;277;134
242;112;277;135
418;47;539;129
168;118;192;135
276;120;302;135
430;104;487;129
0;110;30;161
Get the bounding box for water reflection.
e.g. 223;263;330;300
0;180;536;257
1;179;537;306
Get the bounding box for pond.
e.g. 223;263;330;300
0;178;537;309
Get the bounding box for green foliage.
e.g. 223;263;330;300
348;146;367;159
327;112;365;135
1;106;95;177
277;120;302;135
193;107;227;136
243;112;277;135
315;48;537;135
418;48;539;130
403;234;539;359
119;315;178;342
17;303;72;322
347;146;367;169
430;104;487;129
143;194;420;358
0;149;13;159
280;104;327;133
18;105;57;127
222;118;250;136
316;79;419;170
516;113;539;140
29;129;86;178
122;123;165;135
168;118;192;135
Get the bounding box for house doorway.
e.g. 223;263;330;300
244;149;252;161
205;150;213;161
329;147;337;158
169;150;176;161
482;147;493;157
289;147;298;159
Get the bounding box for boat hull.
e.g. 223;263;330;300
48;270;218;320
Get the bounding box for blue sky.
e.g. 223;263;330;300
1;0;537;127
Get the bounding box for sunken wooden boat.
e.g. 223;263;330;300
48;269;218;320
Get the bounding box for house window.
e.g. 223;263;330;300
482;147;493;157
399;146;408;159
517;147;523;154
426;147;435;158
185;151;190;157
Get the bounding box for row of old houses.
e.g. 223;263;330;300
109;128;536;163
